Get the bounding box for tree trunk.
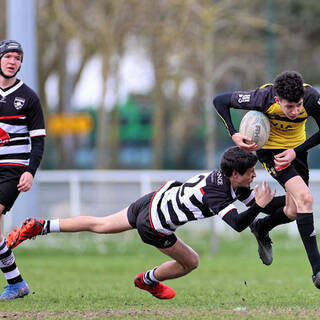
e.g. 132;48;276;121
151;39;165;169
96;56;110;169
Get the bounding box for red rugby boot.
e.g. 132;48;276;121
6;218;45;249
134;272;175;299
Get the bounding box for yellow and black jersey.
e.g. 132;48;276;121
213;84;320;152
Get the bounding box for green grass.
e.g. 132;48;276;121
0;230;320;319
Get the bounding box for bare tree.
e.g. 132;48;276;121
0;1;6;40
32;0;320;171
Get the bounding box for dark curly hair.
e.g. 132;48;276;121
274;71;305;103
220;146;257;177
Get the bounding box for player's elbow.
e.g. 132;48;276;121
213;94;223;109
233;224;246;233
229;221;246;232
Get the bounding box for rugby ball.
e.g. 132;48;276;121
239;111;270;149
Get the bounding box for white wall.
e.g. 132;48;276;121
5;169;320;237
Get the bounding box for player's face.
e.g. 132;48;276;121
0;52;22;78
236;167;256;188
275;96;303;120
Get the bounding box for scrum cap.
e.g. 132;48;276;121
0;40;23;61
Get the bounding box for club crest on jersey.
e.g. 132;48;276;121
14;97;25;110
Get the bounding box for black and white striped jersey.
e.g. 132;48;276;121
149;170;254;235
0;79;46;168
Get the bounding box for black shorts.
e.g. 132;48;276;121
0;166;25;215
127;192;177;249
256;149;309;187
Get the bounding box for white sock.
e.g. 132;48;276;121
143;267;159;285
49;219;60;232
149;267;159;283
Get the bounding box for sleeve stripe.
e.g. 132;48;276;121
218;204;237;219
30;129;46;137
242;191;255;206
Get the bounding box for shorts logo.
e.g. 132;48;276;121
14;97;25;110
310;230;317;237
163;240;171;247
262;162;277;177
238;94;250;103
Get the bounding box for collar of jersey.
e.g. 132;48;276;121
230;185;237;199
0;80;24;97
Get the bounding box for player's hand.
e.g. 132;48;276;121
231;132;258;151
17;171;34;192
274;149;296;169
254;181;276;208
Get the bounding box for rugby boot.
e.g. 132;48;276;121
134;272;175;299
312;271;320;289
6;218;45;249
0;279;29;300
250;218;273;265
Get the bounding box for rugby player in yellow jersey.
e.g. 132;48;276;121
213;70;320;289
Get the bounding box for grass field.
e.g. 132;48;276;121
1;230;320;319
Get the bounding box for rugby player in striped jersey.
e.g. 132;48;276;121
7;147;278;299
0;40;46;300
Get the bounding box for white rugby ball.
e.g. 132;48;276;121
239;111;270;150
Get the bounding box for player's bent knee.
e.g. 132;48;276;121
284;207;296;220
184;252;200;272
296;190;313;209
304;192;313;206
286;212;296;220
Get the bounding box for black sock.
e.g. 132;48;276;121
7;275;23;284
255;207;292;237
296;213;320;275
45;220;50;234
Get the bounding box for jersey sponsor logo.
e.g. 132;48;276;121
216;171;223;185
237;94;250;103
13;97;25;110
0;97;6;104
270;121;294;131
0;128;10;146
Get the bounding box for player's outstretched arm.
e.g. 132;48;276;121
254;181;276;208
222;182;275;232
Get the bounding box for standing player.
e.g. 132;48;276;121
0;40;46;299
213;70;320;288
7;147;276;299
